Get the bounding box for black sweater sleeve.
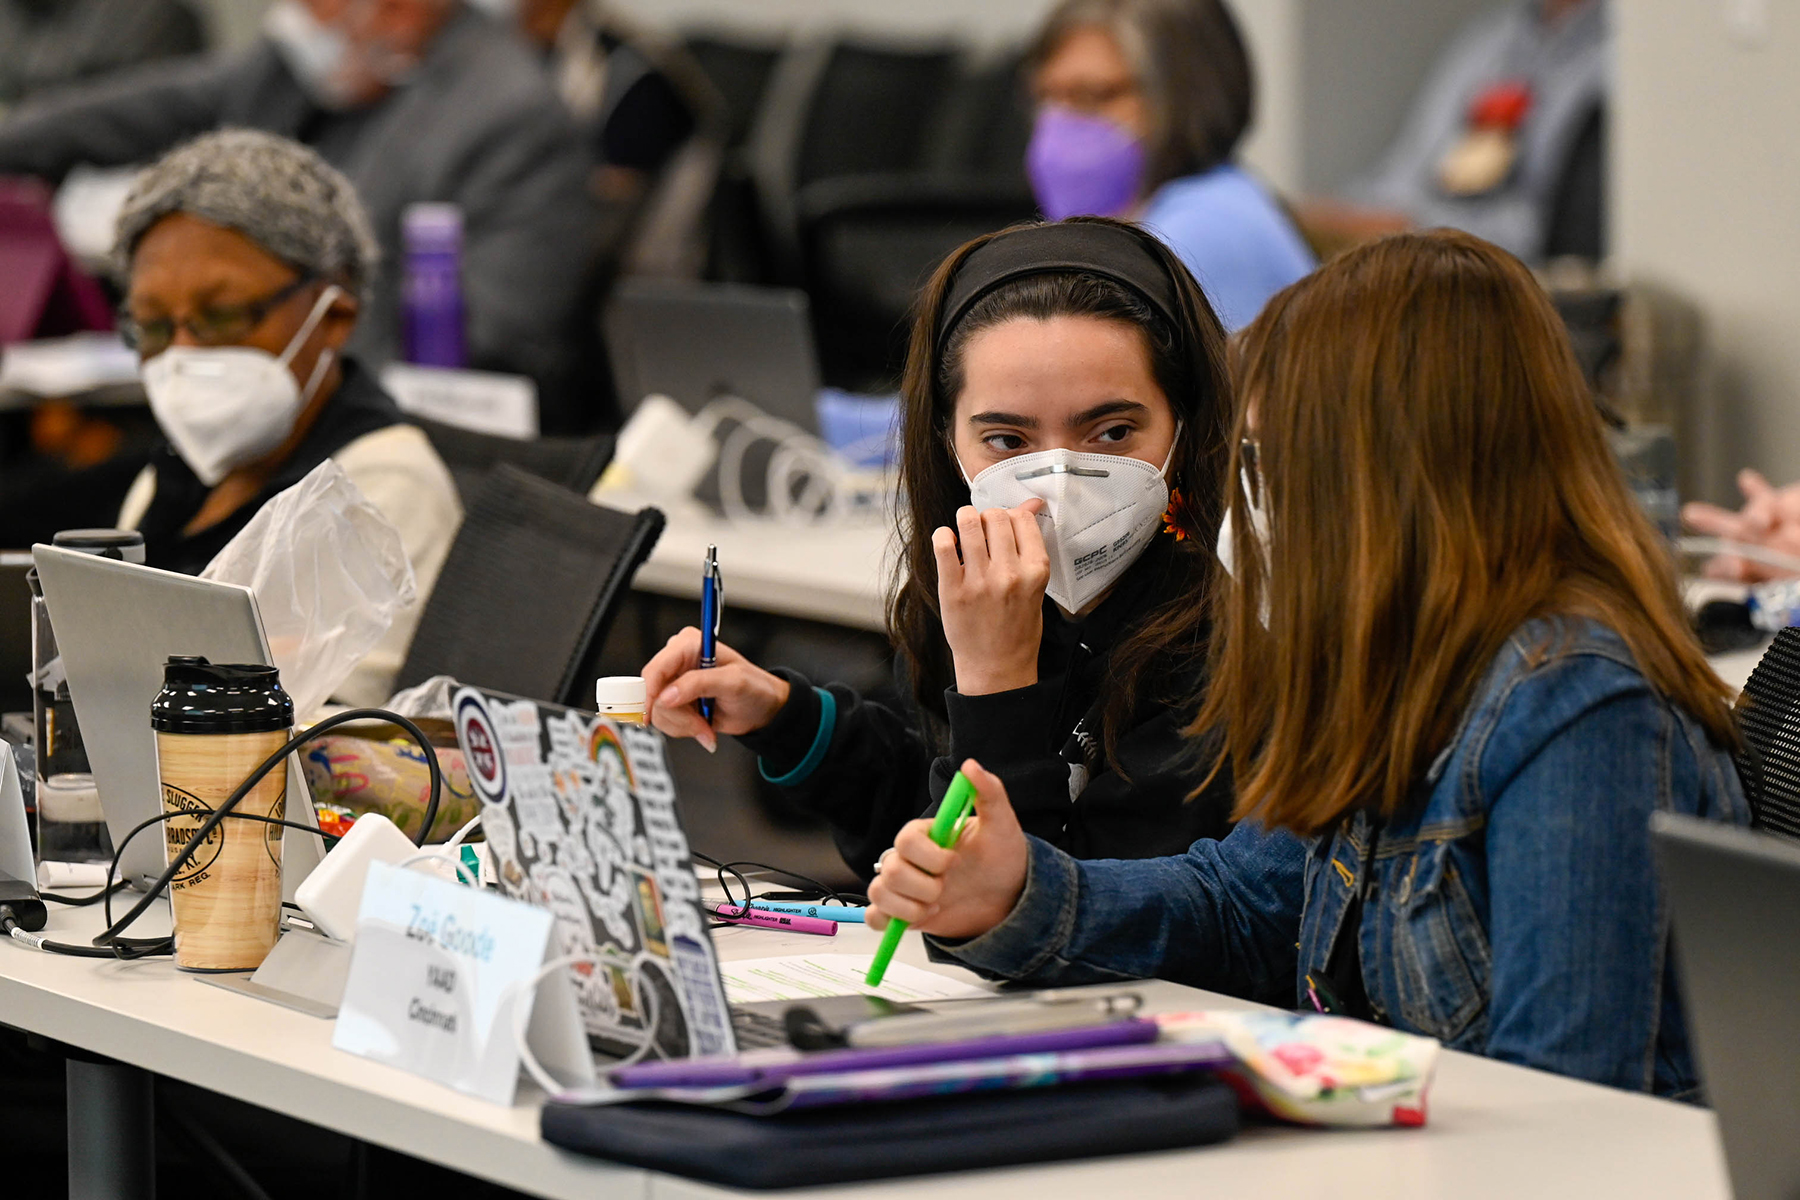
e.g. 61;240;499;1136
929;681;1078;846
737;667;1098;876
736;667;938;880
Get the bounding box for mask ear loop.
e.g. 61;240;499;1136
280;283;344;404
1160;422;1183;479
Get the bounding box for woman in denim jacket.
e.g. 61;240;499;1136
868;229;1748;1097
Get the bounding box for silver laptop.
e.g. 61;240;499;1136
30;545;324;897
604;278;822;433
1652;812;1800;1200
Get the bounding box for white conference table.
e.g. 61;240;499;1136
601;496;1780;696
0;897;1732;1200
594;492;891;632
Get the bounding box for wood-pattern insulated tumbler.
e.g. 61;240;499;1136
152;657;293;972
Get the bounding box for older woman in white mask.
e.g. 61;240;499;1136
113;129;460;704
643;218;1237;879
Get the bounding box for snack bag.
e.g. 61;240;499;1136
1157;1010;1438;1127
299;726;477;843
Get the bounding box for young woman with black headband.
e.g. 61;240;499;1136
642;218;1236;878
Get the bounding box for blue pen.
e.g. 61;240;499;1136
699;544;722;723
747;900;868;923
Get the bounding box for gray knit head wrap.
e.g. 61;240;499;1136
112;128;379;300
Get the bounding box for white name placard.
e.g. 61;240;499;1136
381;363;539;440
333;861;566;1104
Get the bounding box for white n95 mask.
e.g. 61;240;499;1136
964;445;1174;613
1214;464;1270;581
1216;457;1272;625
141;286;341;487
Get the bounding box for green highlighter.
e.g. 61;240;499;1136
865;770;978;987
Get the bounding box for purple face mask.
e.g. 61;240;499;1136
1026;106;1146;221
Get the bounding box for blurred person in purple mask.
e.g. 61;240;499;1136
1024;0;1313;331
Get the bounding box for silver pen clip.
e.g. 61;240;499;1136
705;550;724;640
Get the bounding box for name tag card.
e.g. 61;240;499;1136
332;861;589;1105
381;363;539;440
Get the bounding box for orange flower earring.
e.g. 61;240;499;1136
1161;487;1192;542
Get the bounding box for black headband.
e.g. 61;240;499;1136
936;221;1184;344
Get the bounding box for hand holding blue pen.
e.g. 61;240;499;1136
698;544;722;723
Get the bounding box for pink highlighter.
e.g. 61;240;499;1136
704;900;836;936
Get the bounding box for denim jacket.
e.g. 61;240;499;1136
931;617;1749;1096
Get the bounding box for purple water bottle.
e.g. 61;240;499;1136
402;202;466;368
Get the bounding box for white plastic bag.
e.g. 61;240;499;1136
202;460;417;716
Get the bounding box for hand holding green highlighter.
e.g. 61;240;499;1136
865;771;978;987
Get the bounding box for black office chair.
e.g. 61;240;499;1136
1542;102;1606;262
1732;627;1800;840
412;417;615;508
395;465;665;707
684;34;785;152
796;173;1037;388
683;32;786;285
921;48;1033;181
748;37;963;282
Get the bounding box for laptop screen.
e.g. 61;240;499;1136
452;685;735;1060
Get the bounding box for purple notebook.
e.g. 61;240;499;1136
609;1017;1160;1091
601;1034;1234;1114
764;1037;1233;1112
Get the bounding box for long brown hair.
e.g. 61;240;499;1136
1195;229;1736;836
891;217;1232;762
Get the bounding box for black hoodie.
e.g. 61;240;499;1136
737;534;1234;880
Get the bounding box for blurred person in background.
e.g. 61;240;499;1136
0;0;205;112
1024;0;1314;332
1298;0;1606;263
112;130;460;705
1684;470;1800;584
497;0;706;190
481;0;723;279
0;0;600;418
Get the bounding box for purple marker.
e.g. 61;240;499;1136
610;1018;1163;1090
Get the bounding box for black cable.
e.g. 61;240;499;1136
1;908;116;957
5;812;332;959
40;879;127;906
94;708;441;952
691;851;868;915
693;852;755;918
713;856;866;907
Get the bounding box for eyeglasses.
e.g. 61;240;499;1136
119;274;317;357
1034;80;1141;115
1239;437;1263;506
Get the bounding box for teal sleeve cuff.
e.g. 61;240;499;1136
758;687;836;787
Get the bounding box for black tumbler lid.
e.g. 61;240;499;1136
152;656;294;734
52;528;146;565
